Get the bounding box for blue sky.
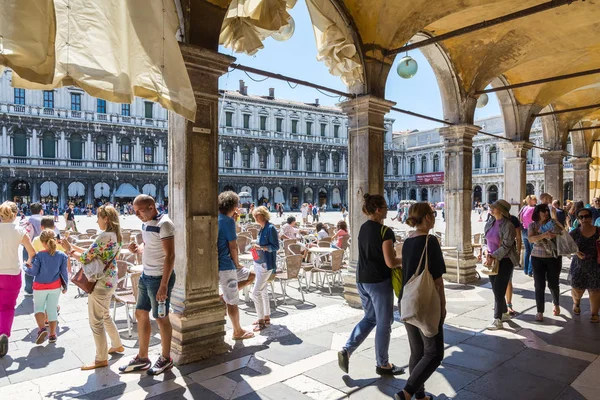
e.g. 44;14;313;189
218;1;501;132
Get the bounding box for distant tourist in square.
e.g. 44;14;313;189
0;202;36;358
568;208;600;323
527;203;563;322
484;200;518;330
301;203;309;224
338;194;403;377
21;202;45;296
312;203;319;223
341;206;348;222
62;205;124;370
24;230;68;345
331;220;349;249
64;202;78;232
120;195;176;375
394;202;446;400
251;206;279;331
218;191;255;340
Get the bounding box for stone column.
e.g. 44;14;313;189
439;124;479;284
541;150;567;202
339;96;395;308
502;141;532;213
571;157;593;203
167;44;233;365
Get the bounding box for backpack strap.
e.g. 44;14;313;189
380;225;389;240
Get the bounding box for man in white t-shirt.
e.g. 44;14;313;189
120;195;175;376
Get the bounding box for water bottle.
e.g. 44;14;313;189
158;301;166;318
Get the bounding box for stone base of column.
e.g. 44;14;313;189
441;252;479;284
343;262;362;309
170;298;229;365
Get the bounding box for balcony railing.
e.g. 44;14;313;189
0;103;168;129
473;167;503;174
220;127;349;146
2;156;166;171
219;166;346;179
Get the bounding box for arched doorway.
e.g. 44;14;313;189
304;187;313;204
318;188;327;206
274;187;285;207
563;181;573;202
332;187;342;208
68;181;86;206
257;186;269;206
289;187;299;210
94;182;111;206
473;185;482;204
12;180;31;204
487;185;498;204
409;189;417;200
40;181;58;204
526;183;535;196
421;188;428;202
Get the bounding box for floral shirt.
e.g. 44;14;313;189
79;231;121;289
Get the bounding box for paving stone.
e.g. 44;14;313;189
283;374;347;400
462;332;527;357
451;389;493;400
465;365;567;400
442;327;474;346
347;380;400;399
445;315;494;331
226;366;263;383
502;348;590;384
555;385;589;400
1;347;82;384
442;343;512;374
255;338;329;365
303;354;380;394
358;337;411;368
149;382;225;400
237;382;313;400
385;365;479;398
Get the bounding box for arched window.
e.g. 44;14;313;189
409;188;416;200
409;158;415;175
258;147;268;169
290;149;298;170
120;137;132;162
305;151;313;171
319;152;327;172
42;132;55;159
487;185;498;203
144;139;154;163
241;147;251;168
70;133;82;160
274;148;283;170
96;136;108;161
13;130;27;157
421;155;427;173
393;157;399;175
489;146;497;168
433;154;440;172
474;148;481;169
333;153;340;173
224;145;234;168
526;183;535;195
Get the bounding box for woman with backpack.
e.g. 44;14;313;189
337;194;403;377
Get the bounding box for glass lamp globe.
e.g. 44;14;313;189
396;56;418;79
476;93;489;108
272;16;295;42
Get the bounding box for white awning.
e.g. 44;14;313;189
392;190;399;204
258;186;269;200
114;183;141;198
164;184;169;198
142;183;156;197
240;186;252;196
332;188;341;204
4;0;196;121
68;181;85;197
274;187;285;204
94;182;110;198
40;181;58;197
383;189;389;205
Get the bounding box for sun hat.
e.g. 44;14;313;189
490;199;511;219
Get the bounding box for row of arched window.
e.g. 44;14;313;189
407;154;441;175
222;145;343;173
10;130;161;164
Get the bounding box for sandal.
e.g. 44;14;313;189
81;360;108;371
535;313;544;322
590;314;599;323
573;303;581;315
253;322;267;332
553;306;560;316
507;303;517;317
232;331;255;341
252;317;271;326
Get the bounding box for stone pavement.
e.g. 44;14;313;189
1;253;598;400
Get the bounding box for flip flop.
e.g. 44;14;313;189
232;331;255;341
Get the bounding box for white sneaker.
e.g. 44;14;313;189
501;313;512;322
487;319;503;330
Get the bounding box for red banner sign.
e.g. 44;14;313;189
416;172;444;185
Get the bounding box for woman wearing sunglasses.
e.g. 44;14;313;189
569;208;600;323
527;204;564;321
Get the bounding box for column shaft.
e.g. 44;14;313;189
502;141;532;213
541;151;567;202
168;44;234;364
439;124;479;284
571;157;593;204
339;96;395;308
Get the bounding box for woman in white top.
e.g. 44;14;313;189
0;201;36;358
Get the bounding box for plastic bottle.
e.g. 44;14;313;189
158;301;166;318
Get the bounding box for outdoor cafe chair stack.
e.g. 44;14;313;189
275;255;305;304
236;236;251;254
247;228;259;240
86;229;97;235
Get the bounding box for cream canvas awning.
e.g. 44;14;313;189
1;0;196;121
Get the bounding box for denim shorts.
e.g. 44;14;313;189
136;272;176;319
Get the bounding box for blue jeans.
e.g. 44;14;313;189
136;272;176;319
344;279;394;367
522;230;533;275
22;247;34;294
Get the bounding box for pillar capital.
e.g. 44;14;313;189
501;140;533;159
541;150;568;164
338;95;396;135
570;157;593;170
439;124;480;143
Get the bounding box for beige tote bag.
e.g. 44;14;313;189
400;234;441;337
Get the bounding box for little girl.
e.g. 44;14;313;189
25;230;68;344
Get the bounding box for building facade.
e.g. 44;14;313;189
0;70;574;210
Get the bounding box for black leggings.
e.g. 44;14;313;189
531;256;561;313
404;320;444;398
489;258;514;319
